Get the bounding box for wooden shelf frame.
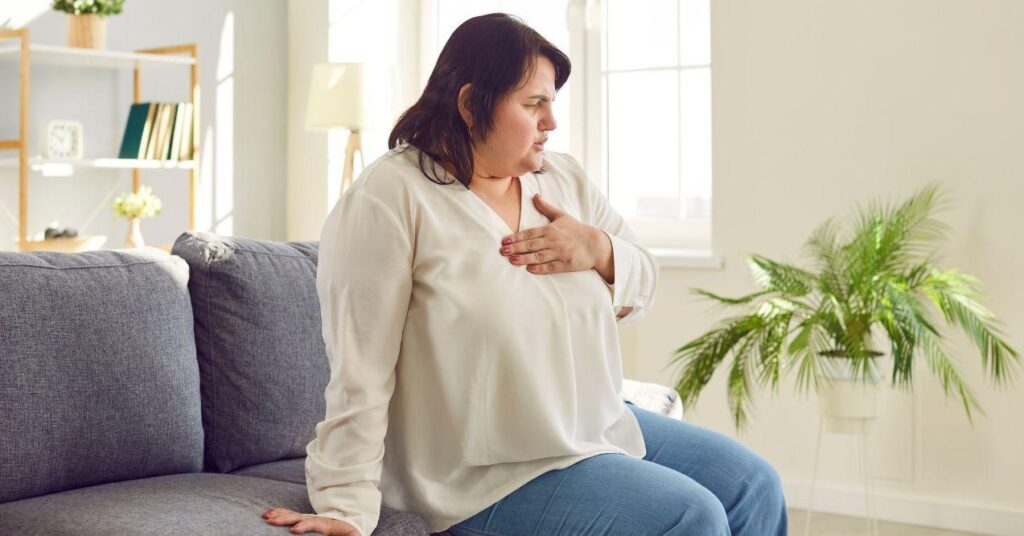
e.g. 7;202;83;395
0;156;197;171
0;28;30;248
133;43;200;233
0;32;200;251
0;43;197;68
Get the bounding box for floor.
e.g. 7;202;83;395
788;509;985;536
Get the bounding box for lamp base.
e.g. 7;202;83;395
342;130;364;193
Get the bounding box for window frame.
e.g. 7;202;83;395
569;0;720;266
420;0;723;268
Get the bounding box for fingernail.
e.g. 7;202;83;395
501;246;510;255
501;237;512;245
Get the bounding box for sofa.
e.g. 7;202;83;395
0;231;683;535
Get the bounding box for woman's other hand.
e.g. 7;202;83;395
500;193;612;276
262;507;362;536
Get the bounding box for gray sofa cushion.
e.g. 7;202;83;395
229;458;444;535
0;473;431;536
230;456;306;485
0;247;204;504
171;232;329;473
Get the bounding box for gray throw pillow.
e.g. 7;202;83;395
0;247;204;503
170;232;328;473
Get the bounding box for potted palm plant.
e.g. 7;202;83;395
670;183;1018;431
52;0;125;49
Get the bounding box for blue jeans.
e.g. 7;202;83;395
447;401;787;535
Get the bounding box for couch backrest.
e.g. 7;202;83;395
170;232;328;473
0;247;204;503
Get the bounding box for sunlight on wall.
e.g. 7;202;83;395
199;124;213;231
325;0;399;210
214;10;234;235
0;0;49;30
326;128;345;212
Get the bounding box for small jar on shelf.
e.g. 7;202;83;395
14;221;106;252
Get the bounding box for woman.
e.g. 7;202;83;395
264;13;786;536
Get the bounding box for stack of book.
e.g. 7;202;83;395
117;102;195;161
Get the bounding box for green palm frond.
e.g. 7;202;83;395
747;254;816;297
843;184;952;295
689;287;774;306
916;319;982;421
802;217;847;303
726;328;759;427
921;270;1019;383
669;314;764;413
672;182;1019;429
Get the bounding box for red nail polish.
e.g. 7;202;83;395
501;246;510;255
510;255;519;262
502;237;512;245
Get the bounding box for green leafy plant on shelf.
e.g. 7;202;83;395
51;0;125;16
669;183;1018;429
112;185;162;220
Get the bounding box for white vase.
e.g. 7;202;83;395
123;217;145;248
817;353;884;434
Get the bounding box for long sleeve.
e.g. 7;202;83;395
293;145;653;533
305;188;414;536
568;156;659;325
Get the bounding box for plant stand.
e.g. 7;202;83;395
803;379;882;536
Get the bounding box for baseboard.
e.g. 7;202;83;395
784;480;1024;536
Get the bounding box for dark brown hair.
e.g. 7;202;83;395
388;13;571;188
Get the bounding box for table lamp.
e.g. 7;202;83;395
305;62;393;193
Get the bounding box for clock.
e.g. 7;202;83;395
46;120;84;159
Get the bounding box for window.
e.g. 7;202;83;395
425;0;713;253
589;0;712;250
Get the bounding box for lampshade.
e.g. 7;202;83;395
305;62;394;131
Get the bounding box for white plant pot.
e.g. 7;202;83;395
817;354;884;434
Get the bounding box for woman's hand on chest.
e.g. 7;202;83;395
498;192;612;276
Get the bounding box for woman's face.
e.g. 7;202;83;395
468;56;558;180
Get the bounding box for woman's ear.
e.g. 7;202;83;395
457;83;473;129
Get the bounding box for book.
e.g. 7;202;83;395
161;103;176;160
117;103;153;159
144;103;163;160
177;102;194;161
138;104;157;159
141;103;161;160
148;103;174;160
168;103;186;161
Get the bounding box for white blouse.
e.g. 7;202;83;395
305;144;659;536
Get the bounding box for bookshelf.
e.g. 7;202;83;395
0;28;200;252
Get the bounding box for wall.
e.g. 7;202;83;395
286;0;421;242
0;0;287;248
286;0;329;242
622;1;1023;533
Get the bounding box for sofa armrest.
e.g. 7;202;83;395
620;378;684;420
